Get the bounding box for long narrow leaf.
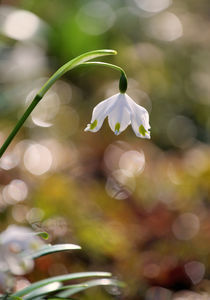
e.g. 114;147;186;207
12;272;111;297
26;244;81;259
57;278;125;297
23;282;62;300
23;283;88;300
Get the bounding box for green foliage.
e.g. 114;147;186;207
27;244;81;259
0;0;210;299
7;243;121;299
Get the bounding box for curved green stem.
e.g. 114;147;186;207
0;49;117;158
82;61;125;75
38;50;117;97
82;62;127;93
0;94;42;158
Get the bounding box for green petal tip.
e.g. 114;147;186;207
90;120;98;130
139;125;147;136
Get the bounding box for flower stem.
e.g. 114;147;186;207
0;49;117;158
0;94;42;158
82;62;127;93
38;50;117;97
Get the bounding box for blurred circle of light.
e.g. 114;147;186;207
12;205;29;223
119;150;145;175
136;43;164;65
24;143;52;175
173;291;208;299
55;80;72;104
26;208;44;224
146;286;172;300
76;1;115;35
191;72;210;105
3;10;40;40
143;263;160;279
135;0;172;13
183;147;209;176
15;278;30;291
104;143;125;171
167;163;181;185
172;213;200;240
167;115;197;149
184;261;205;285
148;12;183;41
43;217;68;238
106;169;135;200
0;153;19;170
1;44;47;82
26;90;60;127
7;180;28;202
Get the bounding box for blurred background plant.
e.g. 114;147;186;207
0;0;210;299
0;225;122;299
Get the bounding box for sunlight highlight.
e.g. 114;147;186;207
24;143;52;175
135;0;172;13
3;10;40;40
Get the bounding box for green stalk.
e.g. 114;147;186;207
0;49;117;158
0;94;42;158
38;50;117;97
82;62;127;93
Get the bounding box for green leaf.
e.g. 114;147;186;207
12;272;111;297
23;282;62;300
57;279;125;297
27;244;81;259
24;280;124;300
24;283;89;300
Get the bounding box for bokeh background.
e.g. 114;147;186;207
0;0;210;299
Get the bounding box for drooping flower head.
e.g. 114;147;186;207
85;93;151;138
0;225;44;275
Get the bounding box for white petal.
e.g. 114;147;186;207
126;94;151;139
85;94;119;132
108;94;131;135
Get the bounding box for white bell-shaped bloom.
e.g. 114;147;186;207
85;93;151;138
0;225;44;275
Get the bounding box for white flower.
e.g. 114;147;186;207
84;93;151;138
0;225;44;275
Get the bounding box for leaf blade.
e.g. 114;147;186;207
12;272;111;297
57;278;125;297
27;244;81;259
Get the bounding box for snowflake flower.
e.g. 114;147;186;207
85;93;151;138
